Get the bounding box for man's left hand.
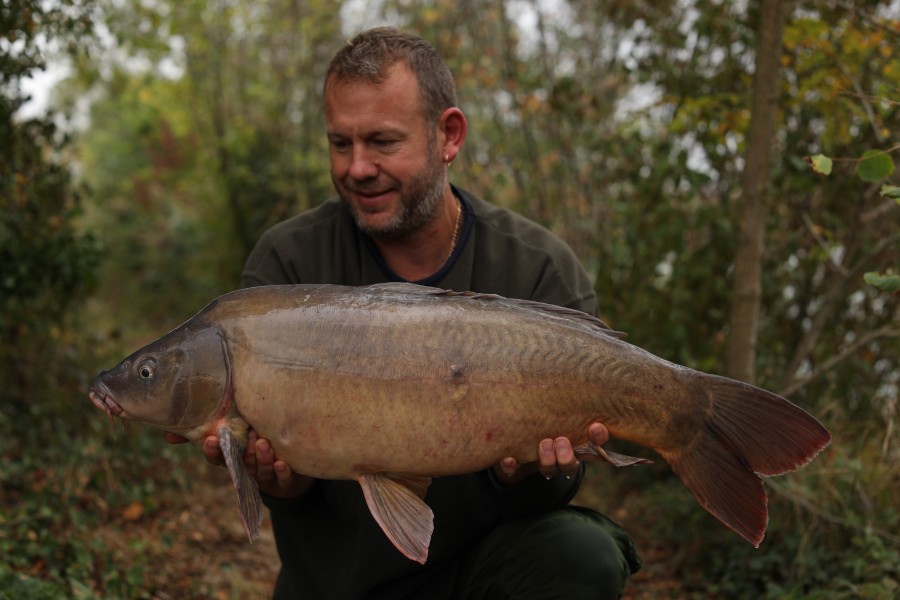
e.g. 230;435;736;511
494;422;609;484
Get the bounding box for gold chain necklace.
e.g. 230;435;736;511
447;198;462;261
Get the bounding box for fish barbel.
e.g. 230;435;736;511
88;282;831;563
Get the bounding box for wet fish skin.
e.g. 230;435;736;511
88;282;831;564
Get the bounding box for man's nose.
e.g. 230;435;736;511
348;145;379;180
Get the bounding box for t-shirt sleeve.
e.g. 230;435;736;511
467;199;598;316
240;231;296;288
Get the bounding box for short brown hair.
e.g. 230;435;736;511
324;27;458;127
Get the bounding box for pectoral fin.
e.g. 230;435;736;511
358;473;434;564
219;422;263;542
575;441;653;467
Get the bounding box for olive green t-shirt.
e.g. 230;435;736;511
240;186;599;600
241;186;597;315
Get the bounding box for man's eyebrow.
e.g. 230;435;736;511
327;128;408;139
370;129;407;139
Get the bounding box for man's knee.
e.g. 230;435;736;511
458;507;640;599
549;513;631;595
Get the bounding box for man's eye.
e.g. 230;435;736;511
329;139;350;151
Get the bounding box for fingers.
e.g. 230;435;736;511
498;457;519;477
588;422;610;446
538;437;580;479
497;421;609;482
163;432;190;444
252;435;276;485
243;430;260;473
556;437;581;479
251;435;301;495
272;460;295;488
192;431;308;498
202;434;225;466
538;439;557;478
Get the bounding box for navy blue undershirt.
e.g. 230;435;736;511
364;184;475;286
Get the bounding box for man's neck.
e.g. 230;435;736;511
371;191;461;281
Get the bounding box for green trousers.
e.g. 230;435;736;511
454;506;643;599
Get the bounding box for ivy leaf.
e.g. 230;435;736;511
807;154;832;175
856;150;895;182
864;272;900;292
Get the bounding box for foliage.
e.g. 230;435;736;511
1;0;100;401
0;2;197;596
0;415;195;598
810;147;899;293
111;2;337;249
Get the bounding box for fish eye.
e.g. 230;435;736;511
137;360;156;380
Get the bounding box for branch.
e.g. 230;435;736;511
780;229;900;391
766;478;900;547
780;325;900;397
801;211;850;276
836;61;887;144
826;143;900;164
838;90;900;108
830;0;900;37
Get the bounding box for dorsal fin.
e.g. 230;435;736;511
432;289;627;340
369;282;444;294
366;282;626;339
505;297;627;339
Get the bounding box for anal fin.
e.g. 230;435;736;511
358;473;434;564
219;423;263;543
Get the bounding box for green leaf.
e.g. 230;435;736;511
808;154;832;175
864;272;900;292
880;184;900;202
856;150;895;182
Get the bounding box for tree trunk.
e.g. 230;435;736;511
725;0;789;383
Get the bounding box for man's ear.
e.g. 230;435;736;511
438;107;467;163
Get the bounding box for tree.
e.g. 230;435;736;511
95;0;344;265
0;0;99;408
725;0;789;383
64;0;347;335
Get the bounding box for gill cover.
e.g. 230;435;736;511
93;324;231;432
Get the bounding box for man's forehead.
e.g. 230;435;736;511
326;62;418;95
324;65;426;129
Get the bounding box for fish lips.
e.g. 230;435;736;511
89;381;125;417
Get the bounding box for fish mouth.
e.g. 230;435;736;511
89;382;124;417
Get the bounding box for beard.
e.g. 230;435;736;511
335;146;447;240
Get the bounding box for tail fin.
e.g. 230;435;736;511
658;373;831;547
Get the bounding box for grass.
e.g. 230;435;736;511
0;321;279;599
0;417;279;599
574;430;900;599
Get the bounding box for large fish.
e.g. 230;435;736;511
88;282;830;563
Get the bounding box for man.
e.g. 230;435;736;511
169;27;641;598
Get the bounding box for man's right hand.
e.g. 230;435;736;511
164;431;313;499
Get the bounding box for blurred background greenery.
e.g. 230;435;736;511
2;0;898;598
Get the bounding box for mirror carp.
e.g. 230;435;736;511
88;282;831;564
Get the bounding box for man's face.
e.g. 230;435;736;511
324;64;447;239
